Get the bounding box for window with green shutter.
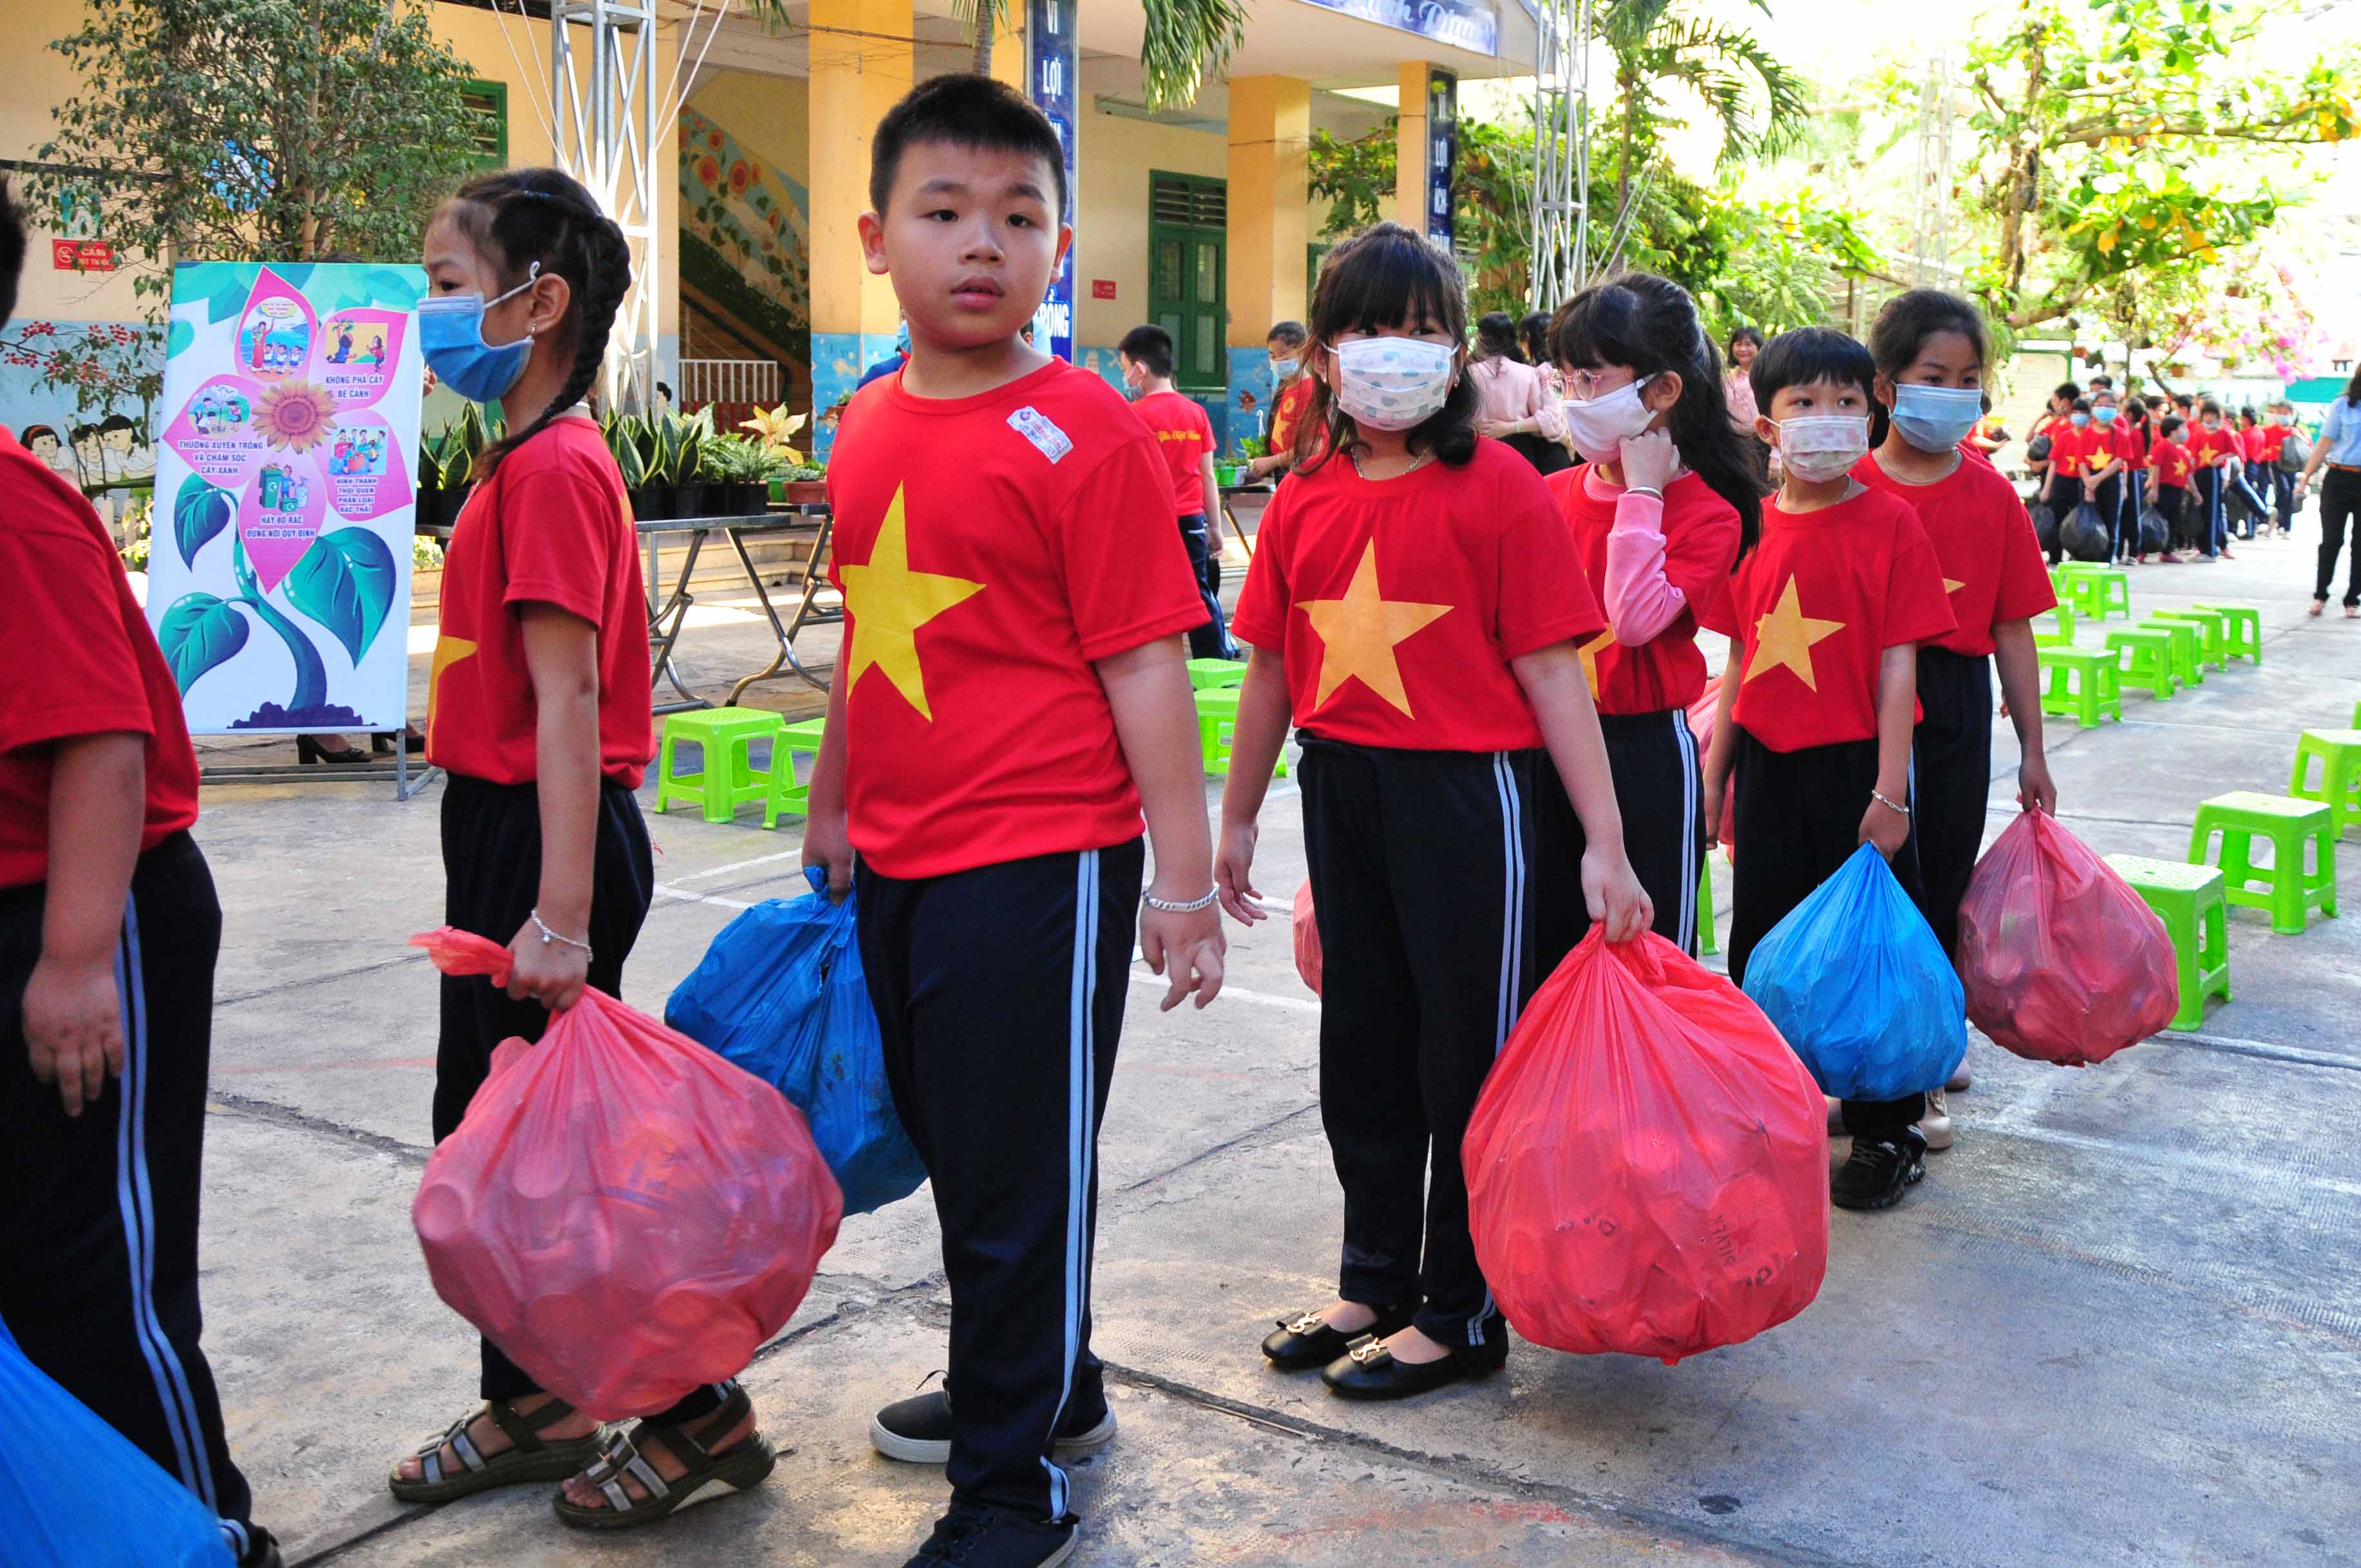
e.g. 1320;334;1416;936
459;79;509;170
1146;171;1226;397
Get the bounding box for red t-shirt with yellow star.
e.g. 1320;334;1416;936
1853;451;2054;659
1230;440;1604;751
1546;465;1741;714
1698;486;1956;753
2186;423;2239;469
425;415;652;788
2150;437;2192;489
826;359;1206;880
2046;422;2107;478
1269;376;1316;458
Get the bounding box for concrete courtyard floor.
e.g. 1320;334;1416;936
178;527;2359;1568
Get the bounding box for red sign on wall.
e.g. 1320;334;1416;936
52;239;115;272
1090;278;1117;299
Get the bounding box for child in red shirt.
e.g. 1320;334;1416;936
1250;320;1314;480
1544;270;1763;952
801;77;1222;1568
2040;397;2107;565
392;169;730;1527
1859;291;2059;1148
2257;399;2299;534
2185;399;2240;559
1217;223;1647;1401
2147;415;2195;558
0;181;281;1568
1120;323;1234;659
1700;325;1957;1211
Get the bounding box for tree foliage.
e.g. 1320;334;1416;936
1596;0;1810;223
954;0;1247;109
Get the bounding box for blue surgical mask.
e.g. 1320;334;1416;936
1271;357;1299;379
417;263;540;403
2070;412;2091;428
2094;405;2118;426
1889;383;1984;453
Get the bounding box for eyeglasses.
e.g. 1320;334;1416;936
1332;330;1460;350
1562;368;1636;399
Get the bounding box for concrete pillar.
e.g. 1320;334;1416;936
808;0;912;452
989;5;1025;95
1223;74;1310;454
1394;59;1430;231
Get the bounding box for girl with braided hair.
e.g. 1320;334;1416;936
390;167;774;1531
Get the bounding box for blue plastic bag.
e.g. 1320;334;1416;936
0;1314;232;1568
667;867;926;1216
1740;843;1968;1102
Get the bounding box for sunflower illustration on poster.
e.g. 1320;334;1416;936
148;261;424;733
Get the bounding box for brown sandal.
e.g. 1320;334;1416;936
551;1382;775;1531
388;1397;607;1505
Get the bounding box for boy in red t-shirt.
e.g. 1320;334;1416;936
1699;326;1957;1211
2185;399;2241;558
1119;323;1235;659
802;76;1222;1568
2257;399;2299;534
2147;415;2195;560
0;182;282;1568
2039;397;2108;565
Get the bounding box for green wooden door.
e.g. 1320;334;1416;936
1148;172;1227;397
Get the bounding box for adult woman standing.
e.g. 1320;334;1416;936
1468;310;1569;474
2297;367;2361;617
1723;326;1763;431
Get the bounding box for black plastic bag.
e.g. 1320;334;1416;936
2137;506;2169;556
2061;503;2112;562
2029;502;2059;553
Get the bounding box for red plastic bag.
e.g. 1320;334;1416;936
1292;879;1322;996
409;929;843;1418
1954;811;2179;1066
1464;930;1828;1363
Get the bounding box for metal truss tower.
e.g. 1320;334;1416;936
1528;0;1594;312
1907;46;1959;287
551;0;661;414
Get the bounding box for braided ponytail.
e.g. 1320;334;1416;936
436;167;632;480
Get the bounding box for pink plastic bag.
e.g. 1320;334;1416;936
409;929;843;1418
1292;879;1322;996
1954;811;2179;1066
1464;930;1828;1363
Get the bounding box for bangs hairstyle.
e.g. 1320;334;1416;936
1867;290;1988;380
436;166;631;478
1725;325;1765;366
1551;270;1766;556
1749;325;1877;411
869;74;1067;220
1294;221;1477;473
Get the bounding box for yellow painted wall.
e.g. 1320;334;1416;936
1072;110;1228;348
687;70;811;196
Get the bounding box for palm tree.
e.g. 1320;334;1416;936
1595;0;1806;249
955;0;1249;109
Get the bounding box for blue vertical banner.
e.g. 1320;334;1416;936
1028;0;1079;363
1425;68;1459;251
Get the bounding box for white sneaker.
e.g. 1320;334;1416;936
1917;1088;1955;1153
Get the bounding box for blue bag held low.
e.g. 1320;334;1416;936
667;867;927;1216
0;1314;233;1568
1740;843;1968;1102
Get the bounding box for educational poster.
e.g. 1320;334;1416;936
148;261;424;733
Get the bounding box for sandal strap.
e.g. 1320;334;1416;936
654;1383;751;1468
582;1430;672;1515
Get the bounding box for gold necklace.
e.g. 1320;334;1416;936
1349;448;1434;481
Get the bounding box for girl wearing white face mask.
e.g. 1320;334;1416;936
1696;326;1959;1214
1542;272;1765;955
1215;222;1649;1401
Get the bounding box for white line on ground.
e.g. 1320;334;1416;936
1971;1111;2361;1202
656;883;754;910
666;847;808;885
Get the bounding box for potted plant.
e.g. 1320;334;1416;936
603;411;667;520
698;433;777;515
741;402;820;503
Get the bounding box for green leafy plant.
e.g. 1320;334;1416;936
699;433;784;484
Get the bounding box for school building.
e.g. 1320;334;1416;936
2;0;1544;470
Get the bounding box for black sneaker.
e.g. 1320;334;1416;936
902;1502;1075;1567
234;1526;282;1568
1832;1125;1928;1211
870;1387;1115;1466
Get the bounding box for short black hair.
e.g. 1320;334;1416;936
2236;406;2257;423
1867;289;1987;380
2174;392;2195;408
98;413;137;434
2053;380;2083;403
2071;397;2092;413
2089;373;2114;389
0;178;24;328
869;73;1067;221
1749;325;1875;411
1517;310;1551;364
1725;325;1765;366
2161;415;2186;438
21;422;59;446
1117;323;1175;380
1267;320;1308;350
2200;397;2223;417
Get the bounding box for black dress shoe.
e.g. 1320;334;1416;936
1260;1299;1419;1372
1320;1336;1506;1401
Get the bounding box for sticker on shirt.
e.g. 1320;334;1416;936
1007;405;1073;465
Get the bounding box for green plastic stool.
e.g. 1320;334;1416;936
2051;564;2102;619
2104;627;2177;701
2188;790;2339;934
1194;687;1286;778
2192;603;2261;663
761;717;830;829
2031;602;2076;647
1697;856;1719;956
2102;855;2231;1030
2036;645;2123;728
654;707;787;824
1186;657;1249;690
2054;563;2129;621
2150;607;2226;669
2139;616;2203;688
2288;728;2361;838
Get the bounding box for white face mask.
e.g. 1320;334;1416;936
1332;337;1456;431
1559;375;1657;459
1271;357;1299;379
1776;414;1871;482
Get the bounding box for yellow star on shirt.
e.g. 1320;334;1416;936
1300;540;1453;717
1944;577;1968;596
838;485;985;721
424;633;475;751
1578;625;1618;698
1743;575;1846;692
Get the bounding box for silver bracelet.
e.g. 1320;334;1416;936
1870;788;1911;818
530;908;593;957
1144;887;1220;914
1625;484;1665;500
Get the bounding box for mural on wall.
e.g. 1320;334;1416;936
1;319;160;505
679;105;810;376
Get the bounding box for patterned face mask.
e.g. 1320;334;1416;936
1332;337;1457;431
